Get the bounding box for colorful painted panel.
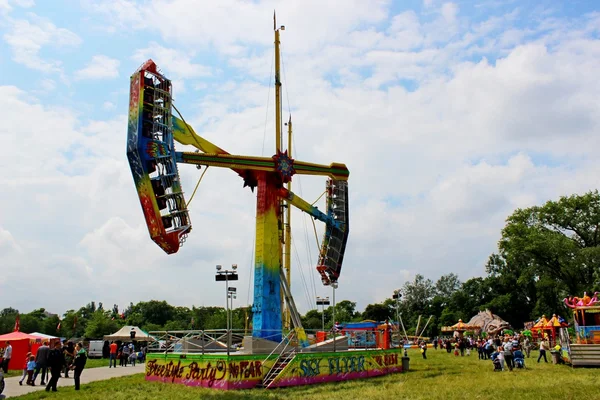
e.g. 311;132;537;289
145;353;275;390
144;349;403;390
269;349;402;388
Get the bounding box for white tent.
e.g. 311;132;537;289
104;326;154;342
30;332;59;340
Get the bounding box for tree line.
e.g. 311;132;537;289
2;191;598;339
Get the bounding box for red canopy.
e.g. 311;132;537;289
0;331;43;371
0;332;40;341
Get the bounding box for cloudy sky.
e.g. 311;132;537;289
1;0;599;318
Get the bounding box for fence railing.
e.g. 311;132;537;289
146;328;402;354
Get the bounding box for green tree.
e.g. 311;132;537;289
499;191;600;296
435;273;461;299
84;310;119;338
361;303;393;322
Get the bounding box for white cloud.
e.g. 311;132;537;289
39;78;56;91
102;101;115;110
3;14;81;72
132;43;211;79
0;0;34;14
74;55;120;80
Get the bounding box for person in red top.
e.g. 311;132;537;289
109;342;118;368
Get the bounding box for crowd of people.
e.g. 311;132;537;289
107;341;146;367
18;340;87;392
430;333;553;371
3;338;146;394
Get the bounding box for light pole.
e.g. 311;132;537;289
393;289;409;343
332;281;338;352
216;264;238;355
316;296;330;332
228;287;237;332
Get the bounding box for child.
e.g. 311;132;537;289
454;342;459;356
496;346;505;371
26;355;36;385
18;352;32;386
129;350;137;366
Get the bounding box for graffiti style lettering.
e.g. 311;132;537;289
299;359;321;377
185;360;227;387
146;359;184;382
327;356;365;375
384;354;398;366
374;353;398;367
228;361;263;379
229;362;240;379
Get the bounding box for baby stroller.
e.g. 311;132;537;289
513;349;525;369
491;352;503;372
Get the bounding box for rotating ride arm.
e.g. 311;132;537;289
278;183;349;286
126;60;191;254
127;60;349;287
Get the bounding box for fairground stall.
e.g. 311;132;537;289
530;314;568;346
562;292;600;366
441;319;481;338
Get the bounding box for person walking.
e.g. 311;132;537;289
538;339;549;363
46;341;65;392
524;336;531;358
18;352;32;386
33;341;50;385
2;341;12;373
72;342;87;391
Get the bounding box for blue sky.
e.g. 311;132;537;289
1;0;599;315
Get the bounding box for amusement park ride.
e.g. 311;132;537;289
127;16;403;390
127;18;348;345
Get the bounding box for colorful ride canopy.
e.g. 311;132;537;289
126;60;191;254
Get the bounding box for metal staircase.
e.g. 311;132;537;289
260;350;297;389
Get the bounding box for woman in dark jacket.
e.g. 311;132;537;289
72;343;87;391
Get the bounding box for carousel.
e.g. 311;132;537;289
441;319;481;337
564;292;600;344
530;314;568;346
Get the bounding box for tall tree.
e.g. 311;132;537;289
499;191;600;296
435;273;461;299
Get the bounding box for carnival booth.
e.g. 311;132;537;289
31;332;61;346
565;292;600;344
104;326;154;342
530;314;568;346
337;321;395;349
0;331;43;371
441;319;481;338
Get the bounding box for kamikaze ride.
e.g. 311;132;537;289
126;18;349;344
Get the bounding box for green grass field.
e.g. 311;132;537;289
12;349;598;400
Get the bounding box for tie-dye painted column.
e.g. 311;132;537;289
252;171;282;342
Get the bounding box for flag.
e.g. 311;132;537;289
273;10;276;31
56;321;61;332
73;315;78;329
13;314;20;332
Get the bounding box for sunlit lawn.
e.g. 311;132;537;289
13;349;598;400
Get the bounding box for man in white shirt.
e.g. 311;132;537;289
2;342;12;373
